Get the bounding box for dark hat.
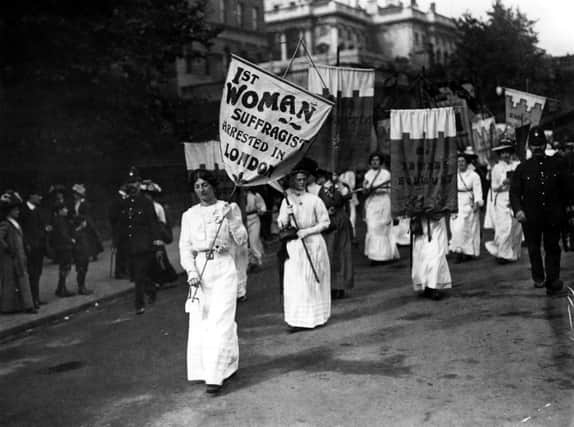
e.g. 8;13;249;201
529;126;547;148
291;157;318;176
125;166;141;183
0;190;23;209
140;179;162;193
492;138;514;153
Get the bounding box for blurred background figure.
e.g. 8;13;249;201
141;179;178;288
50;202;77;298
362;153;399;265
449;151;484;263
245;187;267;271
319;173;354;299
338;168;359;242
72;184;103;262
485;140;522;264
109;184;130;279
0;191;37;314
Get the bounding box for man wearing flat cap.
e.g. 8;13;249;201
117;167;164;314
510;126;573;295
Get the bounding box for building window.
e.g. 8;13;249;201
252;7;259;30
236;3;244;27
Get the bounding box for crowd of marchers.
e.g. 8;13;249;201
179;126;574;395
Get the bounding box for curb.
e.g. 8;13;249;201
0;287;134;342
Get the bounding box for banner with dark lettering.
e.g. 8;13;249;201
505;88;546;128
219;55;333;186
307;65;375;171
390;107;458;217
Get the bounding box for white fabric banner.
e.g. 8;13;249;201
183;141;224;171
471;117;495;166
505;88;546;128
219;55;333;186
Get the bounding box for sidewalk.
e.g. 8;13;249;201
0;229;184;340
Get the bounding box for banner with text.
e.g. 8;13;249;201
307;65;375;171
390;107;458;217
219;55;333;186
471;117;495;166
505;88;546;128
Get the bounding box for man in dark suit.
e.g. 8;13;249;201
510;126;572;296
117;167;164;314
20;191;50;308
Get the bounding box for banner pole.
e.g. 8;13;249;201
283;191;321;284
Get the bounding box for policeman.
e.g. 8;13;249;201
510;126;572;295
118;167;164;314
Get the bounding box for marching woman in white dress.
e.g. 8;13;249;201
449;152;484;262
484;142;522;263
278;167;331;331
363;153;399;264
179;170;248;394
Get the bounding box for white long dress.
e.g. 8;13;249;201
278;189;331;328
179;201;247;385
363;168;399;261
412;217;452;291
245;191;266;266
338;170;358;237
484;160;522;261
449;169;483;256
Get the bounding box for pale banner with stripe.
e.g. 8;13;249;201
307;65;375;171
505;88;546;128
390;107;458;217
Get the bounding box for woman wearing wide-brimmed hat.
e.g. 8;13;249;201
0;190;36;314
484;139;523;263
449;148;484;262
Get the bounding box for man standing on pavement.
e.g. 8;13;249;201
510;126;572;296
20;191;50;308
118;167;164;314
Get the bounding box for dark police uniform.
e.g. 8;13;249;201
117;192;162;311
510;152;571;291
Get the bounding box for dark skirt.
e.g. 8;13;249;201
323;211;354;290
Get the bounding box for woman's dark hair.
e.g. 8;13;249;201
368;152;383;165
190;169;218;192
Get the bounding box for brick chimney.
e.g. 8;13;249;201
430;2;436;13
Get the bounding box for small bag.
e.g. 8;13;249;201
279;225;298;242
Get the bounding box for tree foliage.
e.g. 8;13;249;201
0;0;220;170
451;0;547;109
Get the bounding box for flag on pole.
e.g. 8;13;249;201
307;65;375;171
505;88;546;128
219;55;333;186
390;107;458;217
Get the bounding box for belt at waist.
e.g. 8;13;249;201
192;248;230;257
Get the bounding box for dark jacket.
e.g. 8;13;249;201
50;215;75;253
73;199;103;256
510;155;572;227
20;203;47;251
117;192;162;255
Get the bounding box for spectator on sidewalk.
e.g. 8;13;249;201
20;190;51;308
0;190;37;314
50;203;77;298
109;184;130;280
72;184;103;261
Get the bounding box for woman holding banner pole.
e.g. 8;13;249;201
278;166;331;331
179;170;247;394
362;153;399;264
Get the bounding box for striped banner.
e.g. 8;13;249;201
390;107;458;217
307;65;375;171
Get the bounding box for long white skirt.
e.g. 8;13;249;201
449;203;481;256
392;217;411;246
187;252;238;385
247;214;264;265
485;199;522;261
364;193;400;261
412;218;452;291
284;234;331;328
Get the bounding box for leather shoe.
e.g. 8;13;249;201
533;280;545;288
206;384;222;394
546;280;565;296
136;307;145;315
55;288;75;298
78;287;94;296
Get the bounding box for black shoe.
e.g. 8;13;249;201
25;308;38;314
206;384;222;394
496;257;512;265
55;288;75;298
78;287;94;296
546;280;565;296
425;289;444;301
533;280;546;288
136;307;145;315
237;295;248;303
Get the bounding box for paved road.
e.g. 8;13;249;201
2;242;574;426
